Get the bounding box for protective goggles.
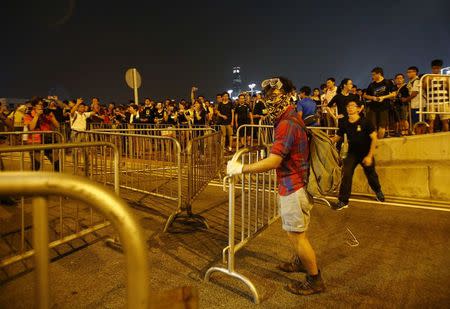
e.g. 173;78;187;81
261;78;283;90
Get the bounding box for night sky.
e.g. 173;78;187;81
2;0;449;103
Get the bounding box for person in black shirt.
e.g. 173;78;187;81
363;67;396;139
252;93;267;124
192;100;207;125
328;79;359;121
164;102;178;125
217;92;234;151
153;102;165;125
331;100;384;210
234;94;252;147
393;73;410;136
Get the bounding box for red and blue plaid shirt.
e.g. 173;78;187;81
270;105;309;196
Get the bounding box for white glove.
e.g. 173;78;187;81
227;161;243;176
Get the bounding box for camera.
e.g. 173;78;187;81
43;108;53;115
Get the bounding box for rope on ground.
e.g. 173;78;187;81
346;228;359;247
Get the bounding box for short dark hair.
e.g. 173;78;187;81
347;100;362;107
320;83;327;90
371;67;384;76
326;77;335;83
30;97;43;107
299;86;311;96
407;66;419;73
216;93;222;97
222;92;229;97
395;73;405;78
238;94;245;98
431;59;443;67
262;76;296;96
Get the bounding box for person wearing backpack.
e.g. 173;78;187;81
227;76;326;296
331;100;385;210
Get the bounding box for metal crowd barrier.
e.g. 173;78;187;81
418;74;450;122
89;122;221;132
0;142;120;269
83;130;222;231
0;172;149;309
0;131;65;147
236;124;340;150
205;146;277;304
90;127;216;150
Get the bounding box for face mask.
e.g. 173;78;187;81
265;95;290;123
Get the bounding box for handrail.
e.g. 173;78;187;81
0;130;65;143
0;142;120;194
90;127;216;132
0;172;149;309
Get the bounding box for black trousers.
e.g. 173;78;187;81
339;152;381;203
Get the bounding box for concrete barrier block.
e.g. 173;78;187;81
376;132;450;164
429;165;450;201
352;165;430;199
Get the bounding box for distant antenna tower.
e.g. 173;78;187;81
232;66;242;96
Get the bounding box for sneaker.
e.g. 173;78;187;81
286;273;326;296
277;255;307;273
332;200;348;211
376;191;385;202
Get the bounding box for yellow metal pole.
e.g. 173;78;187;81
32;196;50;309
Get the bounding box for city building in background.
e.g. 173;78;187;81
232;66;242;99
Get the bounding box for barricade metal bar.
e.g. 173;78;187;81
0;131;65;147
205;147;277;304
84;129;222;232
165;132;222;230
83;131;185;231
419;74;450;122
0;142;120;268
0;172;149;309
236;124;339;150
32;196;50;309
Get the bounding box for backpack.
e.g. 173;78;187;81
295;120;342;197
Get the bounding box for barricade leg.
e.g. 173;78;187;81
204;176;260;304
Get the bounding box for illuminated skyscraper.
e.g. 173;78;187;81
232;66;242;97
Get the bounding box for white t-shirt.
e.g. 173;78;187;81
70;112;93;131
407;78;420;109
324;87;337;105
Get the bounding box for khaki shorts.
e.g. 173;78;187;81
220;125;233;137
428;104;450;121
279;187;314;233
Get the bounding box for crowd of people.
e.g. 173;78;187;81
0;59;448;152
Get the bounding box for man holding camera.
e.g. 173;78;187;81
23;98;60;171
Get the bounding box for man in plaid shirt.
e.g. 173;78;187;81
227;77;325;296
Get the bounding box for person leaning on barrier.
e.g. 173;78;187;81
330;100;385;210
423;59;449;132
23;98;60;171
227;76;326;296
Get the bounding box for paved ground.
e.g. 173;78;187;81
0;184;449;308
